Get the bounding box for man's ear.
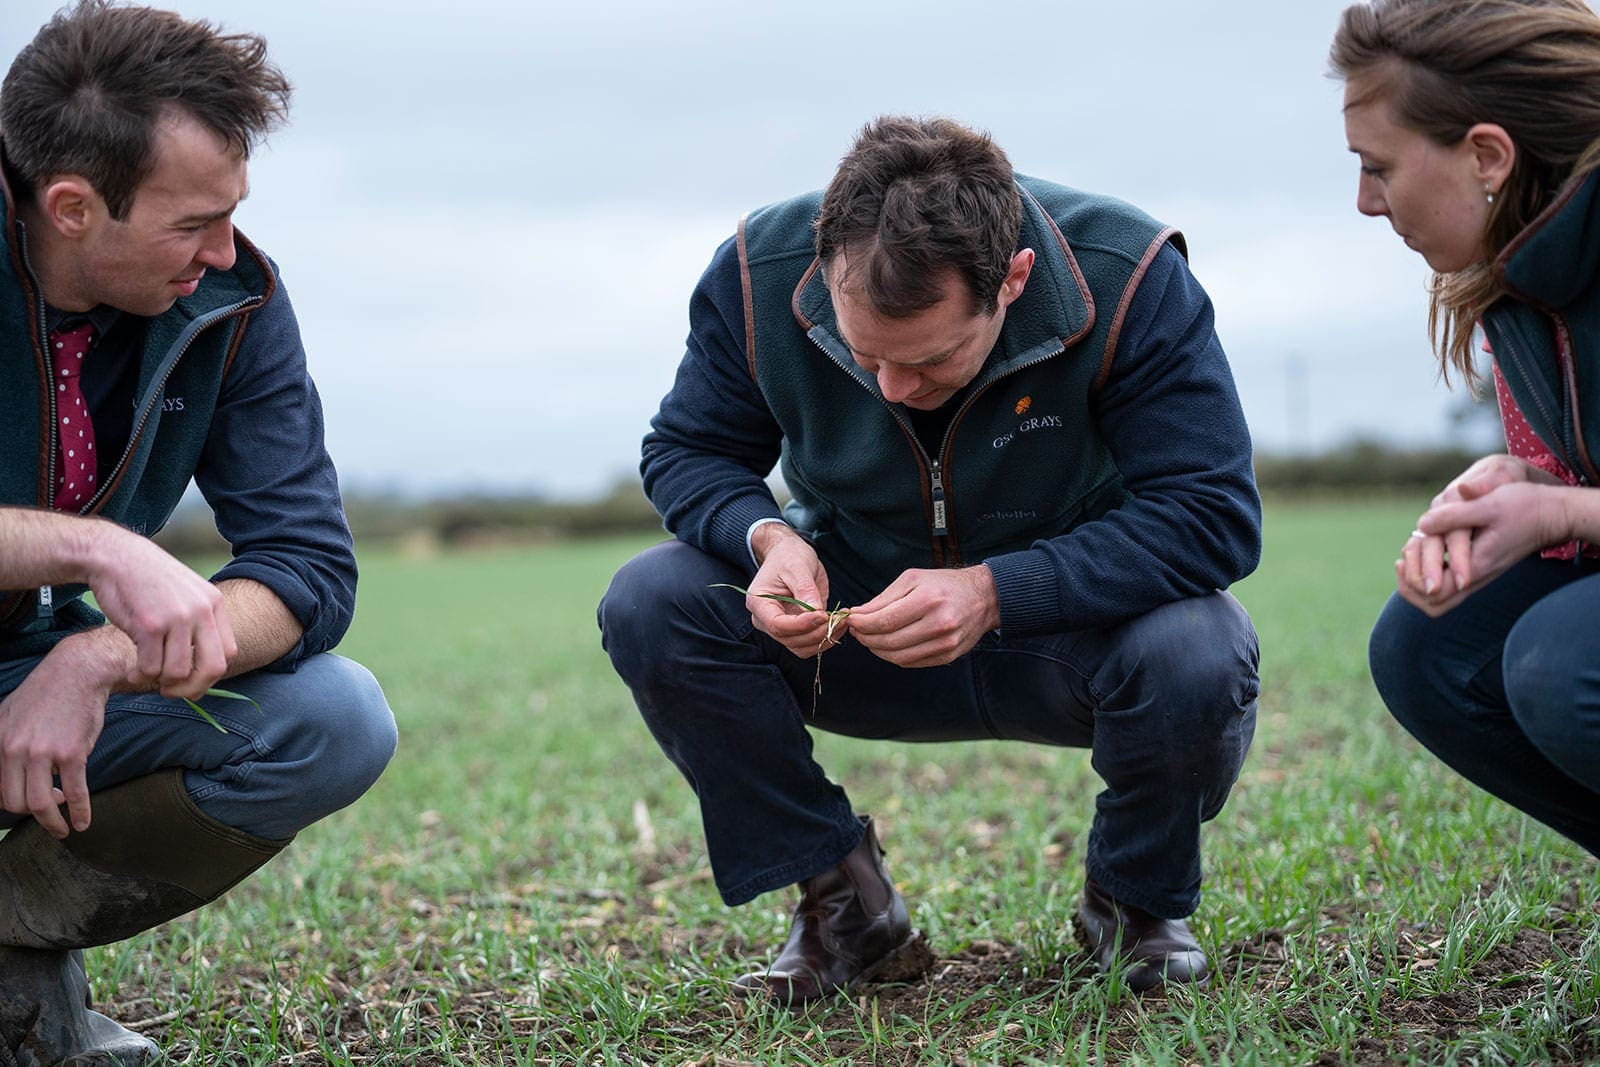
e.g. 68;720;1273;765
1465;123;1516;197
37;176;103;238
997;248;1034;310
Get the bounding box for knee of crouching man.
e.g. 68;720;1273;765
311;654;398;795
599;541;747;679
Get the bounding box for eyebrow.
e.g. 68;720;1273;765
836;327;964;367
172;186;250;227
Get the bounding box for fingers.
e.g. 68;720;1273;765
187;618;227;698
25;758;68;839
59;763;90;833
129;609;170;685
1420;532;1447;596
0;753;23;825
158;621;198;697
1400;530;1433;596
1445;527;1473;590
0;764;88;839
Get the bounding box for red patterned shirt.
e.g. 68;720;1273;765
1491;358;1597;560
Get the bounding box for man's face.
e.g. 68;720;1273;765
828;250;1032;411
75;111;248;316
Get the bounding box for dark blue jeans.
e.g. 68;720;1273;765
599;540;1259;919
1370;555;1600;855
0;652;397;841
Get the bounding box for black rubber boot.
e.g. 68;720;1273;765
0;771;291;1065
0;948;158;1066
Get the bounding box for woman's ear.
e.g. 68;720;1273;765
1465;122;1516;198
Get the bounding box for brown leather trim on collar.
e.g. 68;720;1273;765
791;257;822;332
1019;186;1095;350
219;227;274;382
1556;318;1600;484
221;311;252;381
1493;170;1591;295
735;213;759;385
1097;227;1180;393
233;227;277;308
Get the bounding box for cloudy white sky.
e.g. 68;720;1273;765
3;0;1495;498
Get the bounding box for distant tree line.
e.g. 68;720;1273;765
152;439;1496;556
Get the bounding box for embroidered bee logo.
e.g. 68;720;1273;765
1014;396;1033;415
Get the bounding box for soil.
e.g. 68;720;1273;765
99;888;1600;1066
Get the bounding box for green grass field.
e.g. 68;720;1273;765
91;499;1600;1065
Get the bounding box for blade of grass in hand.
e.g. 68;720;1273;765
181;687;263;734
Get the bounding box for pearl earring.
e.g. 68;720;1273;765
1484;183;1496;205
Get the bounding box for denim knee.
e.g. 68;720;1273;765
1370;593;1421;718
1503;607;1600;791
1110;594;1258;747
264;655;397;820
1369;592;1467;746
598;540;748;688
300;655;398;806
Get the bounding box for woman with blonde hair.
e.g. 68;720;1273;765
1332;0;1600;853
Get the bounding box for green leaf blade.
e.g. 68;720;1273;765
183;697;230;734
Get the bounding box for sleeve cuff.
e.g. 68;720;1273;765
745;517;790;567
209;559;320;670
983;547;1064;636
705;493;785;570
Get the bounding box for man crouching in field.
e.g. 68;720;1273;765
0;4;396;1062
599;116;1262;1005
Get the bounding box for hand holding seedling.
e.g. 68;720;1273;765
745;523;840;659
847;564;1001;667
81;519;238;698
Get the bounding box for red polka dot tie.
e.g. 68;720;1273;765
50;322;97;512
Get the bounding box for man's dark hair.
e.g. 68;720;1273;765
0;0;291;220
815;116;1021;318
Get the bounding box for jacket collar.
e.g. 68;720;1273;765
790;179;1097;383
1494;169;1600;310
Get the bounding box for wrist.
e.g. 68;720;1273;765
1558;484;1600;544
967;564;1002;632
54;625;139;693
68;516;123;586
750;520;800;565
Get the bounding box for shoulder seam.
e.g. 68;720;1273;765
736;213;758;385
1095;227;1180;394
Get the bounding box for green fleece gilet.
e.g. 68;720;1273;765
738;175;1179;590
0;188;271;649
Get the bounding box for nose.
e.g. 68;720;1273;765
875;362;921;403
1356;173;1386;218
197;219;237;271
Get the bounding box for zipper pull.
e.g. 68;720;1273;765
930;462;948;536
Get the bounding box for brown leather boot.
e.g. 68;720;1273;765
0;771;291;1064
1073;876;1209;992
732;817;932;1008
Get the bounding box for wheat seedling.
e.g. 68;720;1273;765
709;584;849;715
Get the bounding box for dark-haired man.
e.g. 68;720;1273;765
0;3;395;1062
600;117;1261;1004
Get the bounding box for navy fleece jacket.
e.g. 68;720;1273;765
642;236;1261;634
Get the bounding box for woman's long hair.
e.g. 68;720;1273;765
1331;0;1600;383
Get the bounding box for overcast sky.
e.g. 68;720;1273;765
2;0;1498;498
